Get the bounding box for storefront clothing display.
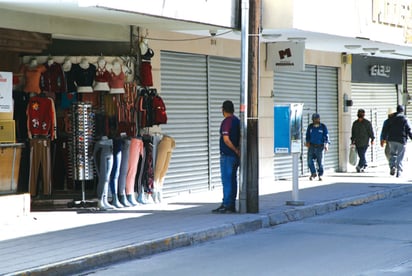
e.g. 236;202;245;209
125;137;144;206
29;137;52;197
61;57;77;109
109;59;125;94
41;57;66;99
93;57;111;92
26;94;57;140
74;57;96;93
153;135;175;203
93;136;114;210
21;58;47;94
117;136;132;207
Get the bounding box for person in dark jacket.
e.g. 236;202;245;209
380;105;412;177
351;109;375;172
305;113;330;181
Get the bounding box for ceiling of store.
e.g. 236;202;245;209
1;2;412;60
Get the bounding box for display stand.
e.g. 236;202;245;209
67;102;96;208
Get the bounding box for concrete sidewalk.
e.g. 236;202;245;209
1;167;412;276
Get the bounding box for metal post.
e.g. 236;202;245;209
238;0;249;214
286;152;304;206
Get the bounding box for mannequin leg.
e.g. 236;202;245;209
118;139;131;207
154;136;175;203
109;139;124;208
125;138;141;206
97;151;114;210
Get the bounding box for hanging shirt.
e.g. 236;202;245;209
41;62;66;93
22;64;47;94
26;95;57;140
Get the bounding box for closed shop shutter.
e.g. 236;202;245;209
406;63;412;114
208;56;241;190
350;83;397;167
160;51;209;196
273;65;338;179
160;52;241;196
316;66;339;173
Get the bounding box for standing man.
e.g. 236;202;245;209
305;113;330;181
380;105;412;177
212;100;240;214
351;108;375;173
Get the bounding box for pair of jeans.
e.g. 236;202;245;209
388;141;406;172
220;154;240;208
356;145;369;168
307;146;325;176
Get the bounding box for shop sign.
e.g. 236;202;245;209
0;72;13;113
369;64;391;78
266;41;305;72
351;55;402;84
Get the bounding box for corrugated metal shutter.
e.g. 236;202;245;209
159;52;241;196
273;65;338;179
406;63;412;115
208;56;241;190
317;66;339;173
160;51;209;196
351;83;397;167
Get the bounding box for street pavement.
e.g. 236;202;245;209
1;165;412;275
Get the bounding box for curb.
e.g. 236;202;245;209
10;185;412;276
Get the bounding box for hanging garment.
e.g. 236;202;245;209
29;137;52;197
41;61;66;94
21;64;47;94
140;61;153;87
125;137;144;195
26;95;57;140
154;135;176;187
93;137;114;199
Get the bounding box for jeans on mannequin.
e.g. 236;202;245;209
93;137;115;210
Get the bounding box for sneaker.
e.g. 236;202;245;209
318;176;322;181
356;166;361;173
212;205;225;213
390;167;396;176
309;174;317;181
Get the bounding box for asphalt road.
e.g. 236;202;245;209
81;193;412;276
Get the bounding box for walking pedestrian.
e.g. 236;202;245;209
305;113;330;181
380;107;396;161
380;105;412;177
351;108;375;172
212;100;240;214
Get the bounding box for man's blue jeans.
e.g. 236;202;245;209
220;154;240;208
307;146;324;176
356;145;369;168
388;141;406;172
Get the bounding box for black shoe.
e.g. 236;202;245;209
396;170;401;178
219;206;236;214
390;167;396;176
309;174;317;180
212;205;225;213
356;166;361;173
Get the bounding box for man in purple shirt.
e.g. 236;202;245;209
212;100;240;214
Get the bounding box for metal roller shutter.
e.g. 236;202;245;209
208;56;241;190
407;63;412;115
160;51;209;196
350;83;398;167
160;52;241;196
317;66;339;174
273;65;338;180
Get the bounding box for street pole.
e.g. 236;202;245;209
238;0;249;214
239;0;260;214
